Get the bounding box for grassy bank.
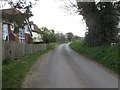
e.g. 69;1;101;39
70;40;119;73
2;49;50;88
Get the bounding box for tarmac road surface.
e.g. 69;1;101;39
22;44;118;88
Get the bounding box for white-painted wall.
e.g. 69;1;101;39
24;25;30;34
32;32;43;42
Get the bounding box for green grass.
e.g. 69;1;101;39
70;40;119;73
2;49;50;89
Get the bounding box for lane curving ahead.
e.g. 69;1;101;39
22;44;118;88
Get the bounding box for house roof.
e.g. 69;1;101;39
2;8;21;15
1;8;33;37
33;24;40;33
29;21;40;33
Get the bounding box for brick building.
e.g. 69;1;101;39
2;8;33;44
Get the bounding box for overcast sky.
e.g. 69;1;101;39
0;0;87;37
30;0;86;37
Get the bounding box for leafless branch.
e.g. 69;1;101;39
68;0;78;9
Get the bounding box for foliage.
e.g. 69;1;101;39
66;32;74;41
49;29;56;42
70;40;119;73
97;2;119;43
40;27;56;43
7;0;37;33
2;50;49;88
55;32;67;43
8;0;34;18
77;1;119;46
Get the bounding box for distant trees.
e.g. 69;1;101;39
40;27;81;43
55;32;67;43
66;32;74;41
74;35;81;40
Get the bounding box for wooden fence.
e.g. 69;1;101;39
2;41;48;60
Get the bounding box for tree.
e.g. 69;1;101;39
57;0;119;46
77;2;101;46
66;32;74;41
96;2;119;44
7;0;38;33
55;33;67;43
49;29;56;42
40;27;56;43
77;1;119;46
74;35;81;40
40;27;50;43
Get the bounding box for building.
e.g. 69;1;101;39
2;8;33;44
30;22;43;43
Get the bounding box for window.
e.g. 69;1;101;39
3;24;9;41
19;39;25;43
19;29;25;43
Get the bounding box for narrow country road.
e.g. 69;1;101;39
22;44;118;88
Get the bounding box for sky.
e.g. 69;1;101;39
30;0;86;37
0;0;87;37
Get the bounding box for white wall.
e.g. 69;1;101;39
32;32;43;42
24;25;30;34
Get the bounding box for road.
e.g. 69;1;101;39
22;44;118;88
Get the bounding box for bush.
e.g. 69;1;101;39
70;40;119;73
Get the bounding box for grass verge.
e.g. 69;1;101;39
70;40;119;73
2;49;50;89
